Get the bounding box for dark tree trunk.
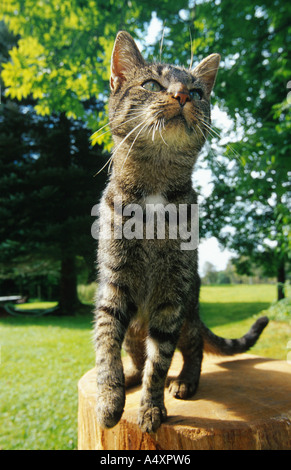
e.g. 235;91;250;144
59;254;80;315
277;258;285;301
56;113;80;315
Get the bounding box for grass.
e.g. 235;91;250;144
0;314;95;450
200;284;291;359
0;284;290;450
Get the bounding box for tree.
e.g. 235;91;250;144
0;105;107;313
1;1;290;303
0;100;108;313
196;0;291;300
0;20;108;313
147;0;291;299
202;262;219;285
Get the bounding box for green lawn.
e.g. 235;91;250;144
200;284;291;359
0;314;95;450
0;284;290;450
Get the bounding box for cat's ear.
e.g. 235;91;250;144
110;31;145;92
192;53;220;97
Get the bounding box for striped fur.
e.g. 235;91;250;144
94;32;268;433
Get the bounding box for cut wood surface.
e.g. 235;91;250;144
78;352;291;450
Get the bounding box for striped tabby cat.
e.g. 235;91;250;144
94;31;268;433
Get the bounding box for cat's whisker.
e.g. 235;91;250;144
112;119;149;164
159;22;166;62
191;125;200;144
200;119;244;166
152;121;160;142
91;121;110;138
121;120;149;170
92;107;146;134
93;112;148;175
196;123;208;142
200;119;222;139
92;112;145;142
159;119;169;147
195;123;224;168
189;28;194;70
91;111;148;162
93;155;114;176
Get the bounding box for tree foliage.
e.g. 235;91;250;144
149;0;291;299
0;0;290;303
0;20;108;313
0;0;187;123
193;0;291;299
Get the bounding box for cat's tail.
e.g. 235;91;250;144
201;316;269;355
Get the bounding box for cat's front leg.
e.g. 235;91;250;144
94;283;134;429
138;307;182;433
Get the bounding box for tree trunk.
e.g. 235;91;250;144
59;254;80;315
55;113;80;315
277;258;285;301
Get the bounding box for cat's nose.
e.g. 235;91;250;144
172;86;190;107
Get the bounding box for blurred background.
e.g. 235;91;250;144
0;0;290;450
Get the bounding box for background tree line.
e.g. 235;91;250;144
0;0;290;313
201;260;284;286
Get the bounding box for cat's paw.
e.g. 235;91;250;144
138;404;167;433
168;379;198;399
96;384;125;429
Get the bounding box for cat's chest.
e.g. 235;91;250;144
143;193;168;211
139;193;181;252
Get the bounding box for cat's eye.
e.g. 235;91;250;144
190;89;203;101
142;80;163;92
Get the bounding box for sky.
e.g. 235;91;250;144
193;159;234;277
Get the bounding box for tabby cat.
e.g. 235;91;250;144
94;31;268;433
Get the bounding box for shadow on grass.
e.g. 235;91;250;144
0;301;271;331
200;301;271;328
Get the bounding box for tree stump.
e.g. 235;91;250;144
78;352;291;450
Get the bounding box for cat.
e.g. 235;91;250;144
94;31;269;433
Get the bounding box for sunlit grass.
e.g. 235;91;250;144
0;315;95;450
14;302;58;310
200;284;290;360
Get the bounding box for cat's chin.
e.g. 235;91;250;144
163;116;194;140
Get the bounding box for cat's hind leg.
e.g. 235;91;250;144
168;319;203;399
123;323;146;388
138;304;183;432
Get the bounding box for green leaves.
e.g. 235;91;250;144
0;0;157;123
2;37;45;100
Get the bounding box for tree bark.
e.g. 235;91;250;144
277;258;286;301
56;113;80;315
59;254;80;315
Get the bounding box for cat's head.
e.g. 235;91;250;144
109;31;220;156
